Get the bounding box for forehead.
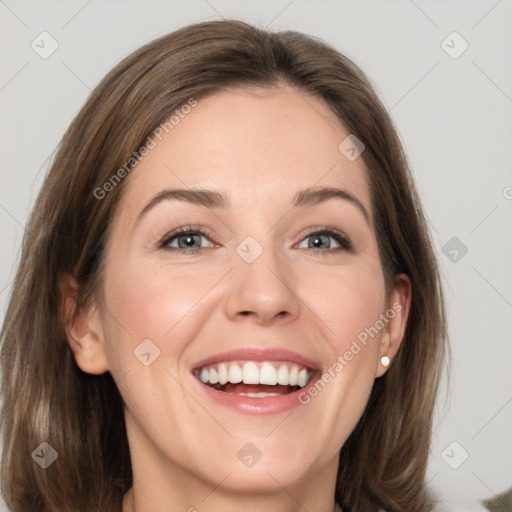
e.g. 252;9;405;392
119;85;371;220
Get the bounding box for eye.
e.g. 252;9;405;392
296;228;353;253
159;226;353;254
160;226;214;252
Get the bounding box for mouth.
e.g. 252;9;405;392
190;348;321;415
193;360;313;397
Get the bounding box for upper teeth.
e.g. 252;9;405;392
196;361;312;388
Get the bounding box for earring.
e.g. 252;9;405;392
380;356;390;367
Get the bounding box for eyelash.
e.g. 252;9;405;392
159;225;353;255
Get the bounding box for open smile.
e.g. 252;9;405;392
191;349;321;415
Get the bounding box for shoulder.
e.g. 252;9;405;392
377;504;488;512
430;502;489;511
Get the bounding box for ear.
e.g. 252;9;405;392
375;273;412;378
62;276;110;375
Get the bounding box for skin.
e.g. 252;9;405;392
65;84;411;512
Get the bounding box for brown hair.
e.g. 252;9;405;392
0;19;447;511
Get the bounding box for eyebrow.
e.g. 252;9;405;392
136;186;370;225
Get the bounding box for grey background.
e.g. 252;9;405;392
1;1;511;510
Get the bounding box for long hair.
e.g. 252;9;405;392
0;19;447;511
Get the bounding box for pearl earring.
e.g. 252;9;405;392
381;356;390;367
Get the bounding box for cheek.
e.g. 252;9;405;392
290;262;385;457
298;258;385;403
102;258;217;346
301;258;386;351
98;262;208;435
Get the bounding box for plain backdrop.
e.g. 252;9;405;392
1;1;511;510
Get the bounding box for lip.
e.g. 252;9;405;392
193;369;322;415
191;347;321;373
191;347;322;416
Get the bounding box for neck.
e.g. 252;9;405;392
123;489;344;512
122;447;342;512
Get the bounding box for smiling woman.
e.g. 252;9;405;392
0;19;447;512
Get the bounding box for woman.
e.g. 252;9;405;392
0;19;447;512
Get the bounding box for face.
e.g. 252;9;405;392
69;84;410;501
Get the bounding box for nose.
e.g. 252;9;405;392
224;243;301;326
